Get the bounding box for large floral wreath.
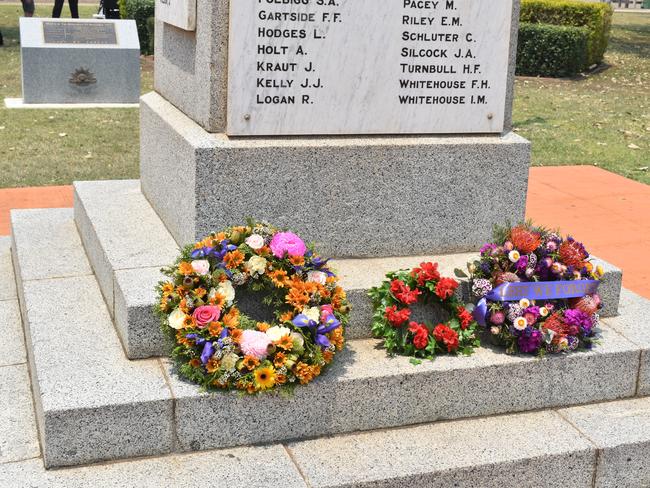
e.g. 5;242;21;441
369;262;480;361
460;222;603;355
156;222;349;393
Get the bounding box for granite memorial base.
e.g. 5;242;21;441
140;91;531;258
19;18;141;104
4;98;139;110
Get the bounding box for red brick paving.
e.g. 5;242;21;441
0;166;646;297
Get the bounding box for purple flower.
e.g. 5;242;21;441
480;243;497;255
524;306;541;319
518;328;542;353
564;308;593;334
516;256;529;272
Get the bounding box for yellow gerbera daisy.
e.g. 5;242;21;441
254;366;276;390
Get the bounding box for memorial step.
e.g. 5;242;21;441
10;207;645;468
73;178;623;360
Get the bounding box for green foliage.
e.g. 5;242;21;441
517;22;589;77
118;0;128;19
521;0;613;66
123;0;155;54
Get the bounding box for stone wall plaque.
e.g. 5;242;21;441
227;0;514;136
20;18;141;104
156;0;197;31
43;21;117;45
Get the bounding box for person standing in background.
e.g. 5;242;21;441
22;0;35;17
52;0;79;18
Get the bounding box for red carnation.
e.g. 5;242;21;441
390;279;421;305
408;321;429;350
385;305;411;327
433;324;459;352
411;261;441;286
457;306;473;330
435;277;458;300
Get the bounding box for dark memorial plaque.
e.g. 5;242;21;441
43;21;117;45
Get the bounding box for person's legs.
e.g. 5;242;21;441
21;0;35;17
69;0;79;18
52;0;64;17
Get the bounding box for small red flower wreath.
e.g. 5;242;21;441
369;262;480;360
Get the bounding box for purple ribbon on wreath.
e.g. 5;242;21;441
473;279;600;327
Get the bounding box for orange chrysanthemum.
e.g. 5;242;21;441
286;287;311;311
268;269;290;288
280;311;294;323
331;286;347;311
208;321;223;337
559;240;588;269
194;287;207;299
223;250;245;270
189;358;201;368
209;292;226;308
328;327;345;350
257;322;271;332
289;255;306;267
510;226;542;254
273;352;287;368
276;335;295;351
275;374;287;385
222;308;240;328
322;350;334;364
162;282;175;294
242;355;260;370
294;362;317;384
206;357;220;373
230;328;243;343
176;331;193;346
178;261;194;276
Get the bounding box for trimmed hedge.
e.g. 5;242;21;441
123;0;155;55
521;0;613;66
517;22;589;77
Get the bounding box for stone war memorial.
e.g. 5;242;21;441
5;0;650;486
15;17;140;106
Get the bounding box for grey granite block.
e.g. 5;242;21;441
11;208;92;281
560;397;650;488
0;445;307;487
20;274;174;468
0;300;26;367
74;179;178;357
154;0;520;135
140;92;531;258
591;255;622;317
287;410;595;488
601;289;650;396
168;325;638;452
20;18;140;104
114;266;168;359
0;364;40;463
0;237;17;301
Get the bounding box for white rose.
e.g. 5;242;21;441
307;270;327;285
216;280;236;305
303;306;320;323
169;308;187;330
266;326;291;342
191;259;210;276
246;255;267;276
221;352;239;371
245;234;265;250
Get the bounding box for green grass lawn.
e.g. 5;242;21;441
513;12;649;184
0;7;648;187
0;4;152;188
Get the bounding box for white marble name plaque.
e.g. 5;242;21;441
227;0;514;136
156;0;196;31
